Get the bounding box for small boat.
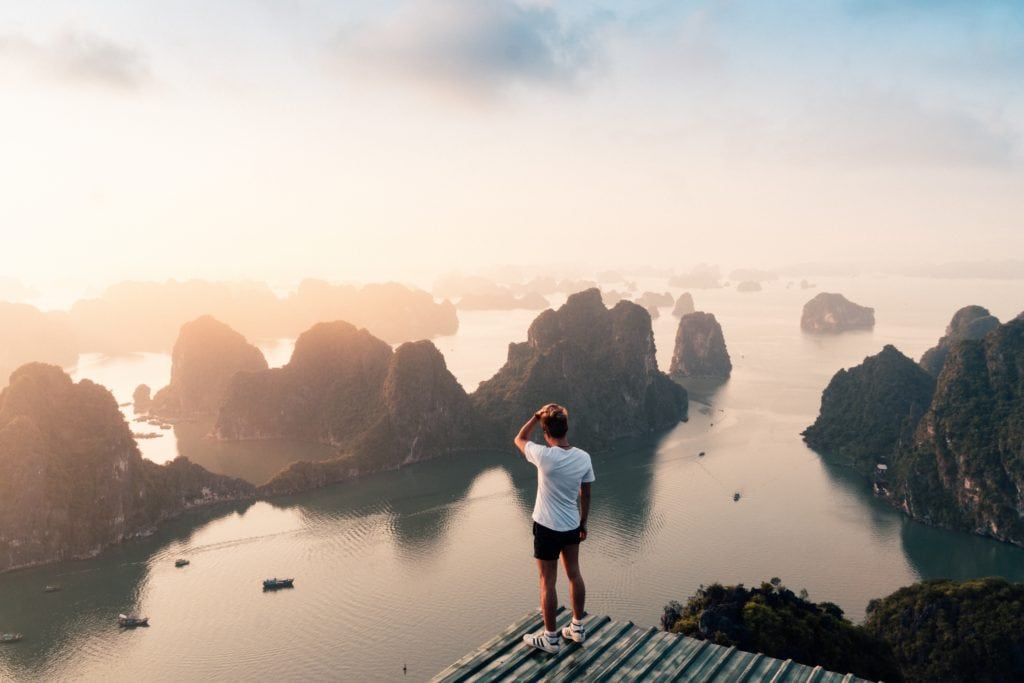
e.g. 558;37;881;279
733;492;741;502
118;614;149;628
43;584;63;593
1;633;23;644
175;559;190;567
262;578;294;590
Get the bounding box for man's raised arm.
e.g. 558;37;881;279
514;412;541;455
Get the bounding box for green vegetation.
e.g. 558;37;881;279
664;577;1024;682
864;578;1024;683
802;344;935;474
661;579;902;682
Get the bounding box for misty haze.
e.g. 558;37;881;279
2;2;1024;682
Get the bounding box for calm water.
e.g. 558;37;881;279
2;275;1024;681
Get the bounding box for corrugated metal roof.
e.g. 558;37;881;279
432;608;876;682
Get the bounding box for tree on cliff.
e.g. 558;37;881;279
661;579;901;682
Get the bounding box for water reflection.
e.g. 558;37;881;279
814;450;1024;586
815;453;904;542
173;419;338;485
900;518;1024;583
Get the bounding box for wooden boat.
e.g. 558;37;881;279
43;584;63;593
175;559;190;567
118;614;149;628
262;578;294;590
0;633;23;643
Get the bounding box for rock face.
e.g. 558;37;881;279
800;293;875;334
471;289;688;446
670;312;732;379
0;363;254;573
889;319;1024;544
805;318;1024;546
672;293;695;317
151;316;268;416
802;345;935;473
215;322;478;493
919;305;1000;376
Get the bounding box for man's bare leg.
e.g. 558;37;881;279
536;559;559;631
560;544;585;620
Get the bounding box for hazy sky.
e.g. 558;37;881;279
2;1;1022;289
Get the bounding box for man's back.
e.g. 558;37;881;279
524;443;595;532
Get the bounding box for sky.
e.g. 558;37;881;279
1;0;1022;291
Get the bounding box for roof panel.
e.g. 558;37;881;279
430;611;877;683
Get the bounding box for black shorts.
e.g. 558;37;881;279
533;522;581;561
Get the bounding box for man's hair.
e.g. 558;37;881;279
539;404;569;439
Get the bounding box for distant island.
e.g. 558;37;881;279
66;278;458;354
800;292;875;334
671;292;695;317
0;364;254;573
804;311;1024;546
669;311;732;380
0;302;77;390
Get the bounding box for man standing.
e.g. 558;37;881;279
514;403;595;654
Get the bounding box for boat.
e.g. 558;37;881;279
118;614;149;628
43;584;63;593
733;492;741;502
1;633;23;644
262;578;294;590
175;559;190;567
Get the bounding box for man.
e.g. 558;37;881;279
514;403;595;654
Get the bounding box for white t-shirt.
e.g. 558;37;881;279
524;442;596;532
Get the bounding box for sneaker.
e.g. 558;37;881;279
562;622;586;643
523;632;561;654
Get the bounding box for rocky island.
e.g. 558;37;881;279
0;363;254;573
669;312;732;380
471;288;688;446
151;315;268;416
918;305;1000;376
0;302;77;390
800;293;875;334
635;291;674;319
804;316;1024;546
802;345;935;473
671;292;695;317
214;322;479;495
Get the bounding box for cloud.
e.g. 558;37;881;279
782;90;1019;169
0;29;149;89
331;0;604;98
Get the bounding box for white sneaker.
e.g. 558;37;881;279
562;622;586;643
523;632;561;654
